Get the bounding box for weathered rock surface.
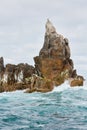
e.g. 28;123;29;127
0;59;35;92
32;19;84;92
0;20;84;93
25;74;54;93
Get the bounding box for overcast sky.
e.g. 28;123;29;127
0;0;87;77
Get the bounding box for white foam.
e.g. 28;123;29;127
52;80;87;92
52;81;70;92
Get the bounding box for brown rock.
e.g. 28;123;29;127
0;61;35;92
34;57;63;79
25;74;54;93
69;76;84;87
0;19;84;93
33;19;84;90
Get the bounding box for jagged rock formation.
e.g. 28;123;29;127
0;58;35;92
0;20;84;93
31;19;84;92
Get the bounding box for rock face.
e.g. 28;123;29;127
26;74;54;93
33;19;84;91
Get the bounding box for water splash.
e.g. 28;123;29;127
52;81;70;93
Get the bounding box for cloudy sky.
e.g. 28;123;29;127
0;0;87;78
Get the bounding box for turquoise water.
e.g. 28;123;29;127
0;82;87;130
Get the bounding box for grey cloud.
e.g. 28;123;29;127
0;0;87;68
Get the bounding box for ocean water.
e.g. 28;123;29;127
0;81;87;130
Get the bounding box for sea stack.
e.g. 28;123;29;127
31;19;84;92
0;20;84;93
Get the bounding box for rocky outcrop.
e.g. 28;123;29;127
0;20;84;93
0;59;35;92
69;75;84;87
31;19;84;92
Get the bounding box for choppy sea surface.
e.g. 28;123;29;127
0;81;87;130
